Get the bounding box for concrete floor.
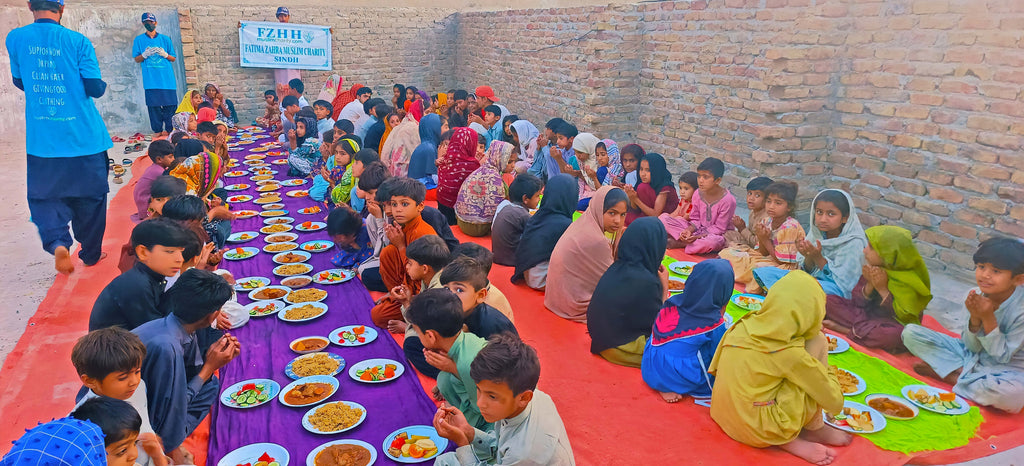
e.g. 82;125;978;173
0;133;1018;465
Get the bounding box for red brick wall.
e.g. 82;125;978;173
459;0;1024;277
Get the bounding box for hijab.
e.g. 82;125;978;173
865;226;932;324
572;132;601;190
513;174;579;282
717;270;825;354
435;93;448;114
168;112;192;140
331;83;364;120
545;186;626;323
455;140;513;224
651;259;735;346
175;89;200;114
410;99;425;122
2;417;107;466
201;82;221;105
802;189;867;298
436;127;481;207
380;113;421;177
588;218;668;353
169;139;227;199
644;152;673;192
511;120;540;166
294;115;319;147
408;113;442;179
601;138;623;185
316;74;343;102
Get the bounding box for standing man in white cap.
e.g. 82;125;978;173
6;0;112;274
133;12;178;138
273;7;301;94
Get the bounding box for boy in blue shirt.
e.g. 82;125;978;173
133;13;178;137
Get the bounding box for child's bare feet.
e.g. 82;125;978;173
800;425;852;447
431;385;444;402
913;362;960;385
54;246;74;275
779;438;837;465
169;446;195;465
666;237;687;250
659;391;682;403
821;320;850;335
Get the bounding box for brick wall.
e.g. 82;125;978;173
458;0;1024;278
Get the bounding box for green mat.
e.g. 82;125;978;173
661;255;984;453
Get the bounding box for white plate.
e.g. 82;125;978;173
245;299;286;317
261;203;287;210
730;293;764;312
349;358;404;383
382;425;449;463
266;232;299;243
286;352;345;379
224;183;250;191
901;384;970;415
313;268;357;285
224;170;249;177
271;158;289;165
219;378;280;409
217;442;289;466
264;216;295;225
223;247;259;261
302;401;367;434
284;288;329;305
281;178;308;186
263;242;299;253
260;209;289;218
233;210;259;219
306;439;376;466
234;276;270;292
823;400;887;434
668;261;697;276
299;240;335;253
297;206;324;215
260;224;294;234
278;375;339;408
838;368;866;396
273;263;314;277
330;325;379;347
289;336;330;354
226;231;259;243
827;333;851;354
286;189;310;198
294;221;326;232
226;195;252;203
279;301;329;321
247;285;291;301
273;250;312;265
864;393;919;420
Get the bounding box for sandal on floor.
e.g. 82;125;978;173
122;157;134;166
132;143;143;152
123;146;133;154
111;136;125;142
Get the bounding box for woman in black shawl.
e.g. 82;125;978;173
511;174;579;289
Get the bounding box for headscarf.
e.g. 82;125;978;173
175;89;200;114
1;417;106;466
409;114;442;180
316;74;343;102
802;189;867;298
294;115;319;147
169;139;227;199
409;99;425;122
436;127;481;207
588;218;668;353
435;93;448;114
511;120;539;167
865;226;932;324
513;174;579;282
379;113;395;153
545;186;626;323
651;259;734;346
168;112;192;140
455;140;513;225
644;152;673;192
572;132;601;191
331;83;364;121
380;114;421;177
600;139;623;184
716;270;825;354
201;82;221;104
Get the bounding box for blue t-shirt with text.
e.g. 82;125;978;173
6;21;112;157
132;33;177;90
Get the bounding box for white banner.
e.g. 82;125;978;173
239;21;332;71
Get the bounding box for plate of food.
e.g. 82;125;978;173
249;146;270;153
836;367;866;396
234;210;259;219
227;231;259;243
227;147;243;152
260;223;293;234
306;439;376;466
824;400;886;434
255;180;280;187
254;195;283;205
260;203;287;210
271;158;289;165
330;325;378;347
286;288;328;304
248;285;291;301
225;183;250;191
233;276;271;292
244;154;267;160
901;385;970;415
282;275;313;288
731;293;764;312
314;269;356;285
264;216;295;225
667;279;686;294
301;240;334;253
267;150;286;156
286;352;345;380
257;184;281;193
286;189;310;198
224;247;259;261
302;401;367;435
290;336;329;354
224;170;249;177
295;221;326;232
349;358;404;384
220;379;280;409
298;205;322;215
279;302;329;321
281;179;307;186
827;333;850;354
264;242;299;253
865;393;919;420
216;443;288;466
274;263;313;277
246;300;286;317
260;209;288;218
250;174;274;182
668;261;697;276
227;194;252;203
278;375;338;408
383;425;447;463
266;232;299;243
273;251;311;264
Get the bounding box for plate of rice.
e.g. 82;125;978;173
302;401;366;434
285;287;328;304
286;351;345;379
279;302;328;322
273;263;313;277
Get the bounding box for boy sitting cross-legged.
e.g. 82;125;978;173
433;333;575;465
388;235;452;378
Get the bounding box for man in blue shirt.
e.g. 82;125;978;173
6;0;112;275
132;12;178;137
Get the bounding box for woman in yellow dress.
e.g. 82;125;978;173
708;271;851;465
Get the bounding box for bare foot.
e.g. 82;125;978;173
169;446;195;465
779;438;837;465
659;391;682;403
801;425;852;447
913;362;960;385
83;251;108;267
54;246;74;275
822;320;850;335
666;237;687;250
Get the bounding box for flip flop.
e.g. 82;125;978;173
132;143;143;152
123;146;133;154
131;132;145;140
122;157;134;166
111;136;125;142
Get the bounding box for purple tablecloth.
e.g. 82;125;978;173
208;132;442;465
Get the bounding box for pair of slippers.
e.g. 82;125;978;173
111;133;152;143
123;143;145;154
